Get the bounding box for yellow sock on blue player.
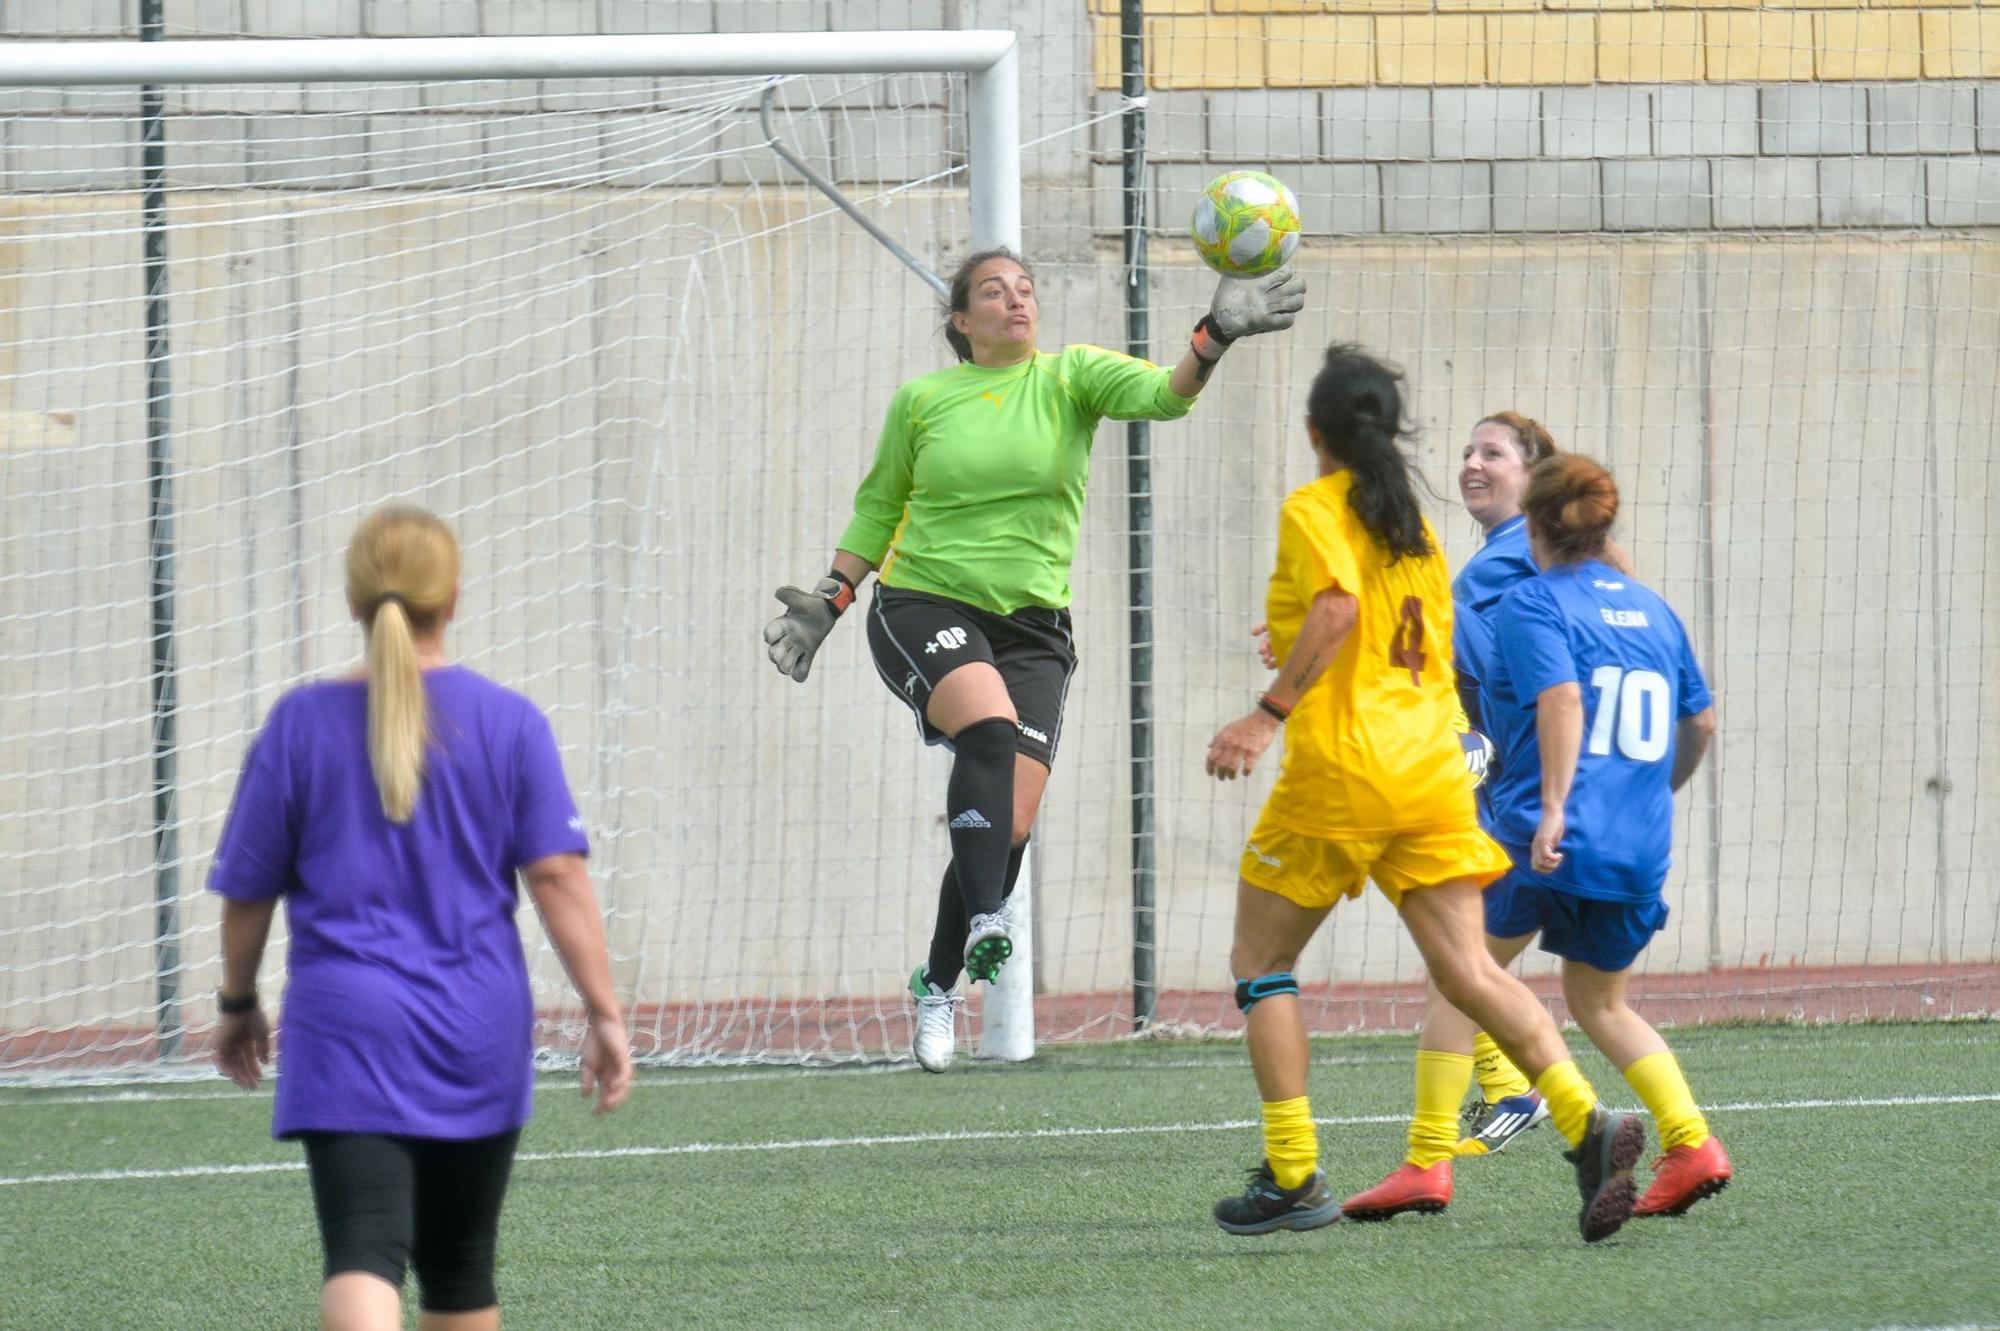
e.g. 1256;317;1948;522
1472;1031;1531;1103
1407;1051;1474;1168
1534;1059;1599;1149
1625;1050;1710;1151
1262;1096;1319;1190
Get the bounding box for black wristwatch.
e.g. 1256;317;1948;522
217;989;259;1016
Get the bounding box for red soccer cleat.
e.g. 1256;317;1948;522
1341;1160;1453;1221
1633;1136;1733;1218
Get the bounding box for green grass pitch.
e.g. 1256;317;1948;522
3;1021;1997;1330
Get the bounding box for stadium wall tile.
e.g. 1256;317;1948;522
419;80;545;110
714;109;835;185
5;116;133;192
1655;84;1761;155
1292;162;1384;232
304;83;426;115
1147;17;1268;88
365;115;493;189
1871;0;1975;8
0;89;70;115
598;0;720;32
1438;0;1545;14
259;0;366;37
1704;12;1819;80
1089;90;1208;160
1598;12;1708;82
160;115;253;189
1872;83;1979;153
1268;0;1432;12
1089;0;1206;12
1430;88;1541;158
1545;0;1654;11
1818;155;1927;223
1208;89;1321;161
537;79;660;113
1921;11;2000;75
1088;160;1145;233
1601;156;1713;229
1375;15;1488;85
482;1;596;35
1;0;132;35
168;85;310;116
366;1;482;37
1760;83;1869;154
165;0;243;37
1266;16;1375;87
1543;85;1654;157
1926;155;2000;223
1712;156;1822;226
833;108;953;185
1323;87;1434;161
1489;14;1598;85
1818;11;1926;77
247;114;374;188
1980;85;2000;152
1492;158;1601;230
830;2;954;31
713;1;830;33
1380;160;1492;232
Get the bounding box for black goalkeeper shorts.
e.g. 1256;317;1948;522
865;584;1077;769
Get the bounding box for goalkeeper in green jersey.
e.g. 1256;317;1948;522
763;248;1304;1071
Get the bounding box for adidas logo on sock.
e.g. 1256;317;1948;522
949;808;992;829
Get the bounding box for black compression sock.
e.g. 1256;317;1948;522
945;717;1016;919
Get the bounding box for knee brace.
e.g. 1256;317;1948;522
1234;971;1300;1013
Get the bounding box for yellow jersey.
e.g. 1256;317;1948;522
1262;471;1479;838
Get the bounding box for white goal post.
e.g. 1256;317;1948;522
0;31;1037;1077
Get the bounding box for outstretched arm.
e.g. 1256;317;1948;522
1205;587;1357;781
1172;268;1308;397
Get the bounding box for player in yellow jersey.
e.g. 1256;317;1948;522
1206;346;1645;1244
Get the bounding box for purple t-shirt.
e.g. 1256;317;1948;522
208;666;588;1140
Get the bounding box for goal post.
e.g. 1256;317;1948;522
0;31;1034;1080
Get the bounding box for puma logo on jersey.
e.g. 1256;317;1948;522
980;391;1005;408
1592;578;1625;591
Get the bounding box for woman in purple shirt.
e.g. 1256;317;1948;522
208;505;632;1331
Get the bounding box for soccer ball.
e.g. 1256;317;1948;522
1190;171;1302;278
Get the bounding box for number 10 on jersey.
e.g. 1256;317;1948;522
1586;666;1670;762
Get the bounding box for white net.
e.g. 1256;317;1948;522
2;12;1996;1082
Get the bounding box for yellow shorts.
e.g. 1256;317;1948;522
1239;807;1513;911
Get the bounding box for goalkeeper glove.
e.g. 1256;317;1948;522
1193;266;1307;359
762;573;854;683
1459;731;1496;786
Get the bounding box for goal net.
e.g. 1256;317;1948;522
2;19;1995;1082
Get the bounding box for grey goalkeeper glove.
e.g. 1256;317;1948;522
761;574;854;683
1459;731;1496;787
1203;266;1306;347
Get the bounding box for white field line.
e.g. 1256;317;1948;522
2;1090;1997;1189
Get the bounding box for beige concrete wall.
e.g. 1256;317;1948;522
1;181;1991;1048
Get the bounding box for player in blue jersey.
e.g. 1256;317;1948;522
1370;454;1731;1224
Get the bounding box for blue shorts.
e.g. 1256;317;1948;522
1482;865;1668;973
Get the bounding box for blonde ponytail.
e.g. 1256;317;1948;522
366;596;426;823
346;505;460;825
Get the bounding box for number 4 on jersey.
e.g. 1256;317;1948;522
1389;596;1425;686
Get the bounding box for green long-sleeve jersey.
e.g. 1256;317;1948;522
837;344;1197;616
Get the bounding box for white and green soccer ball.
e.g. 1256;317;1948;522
1190;170;1302;278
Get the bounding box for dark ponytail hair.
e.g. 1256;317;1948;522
941;247;1033;363
1522;453;1619;564
1476;410;1560;466
1306;344;1433;562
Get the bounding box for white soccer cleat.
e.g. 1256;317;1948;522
909;967;961;1073
962;911;1013;983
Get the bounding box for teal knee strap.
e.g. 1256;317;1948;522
1234;972;1299;1013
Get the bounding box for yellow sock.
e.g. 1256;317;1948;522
1472;1031;1531;1104
1534;1059;1599;1148
1407;1051;1474;1168
1625;1050;1710;1151
1262;1095;1319;1190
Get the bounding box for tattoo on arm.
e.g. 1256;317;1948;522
1280;650;1322;695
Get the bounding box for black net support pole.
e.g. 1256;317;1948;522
141;0;182;1059
1120;0;1157;1033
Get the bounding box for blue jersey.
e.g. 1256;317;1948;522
1484;560;1712;902
1451;515;1536;733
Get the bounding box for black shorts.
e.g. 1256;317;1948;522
865;584;1078;769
